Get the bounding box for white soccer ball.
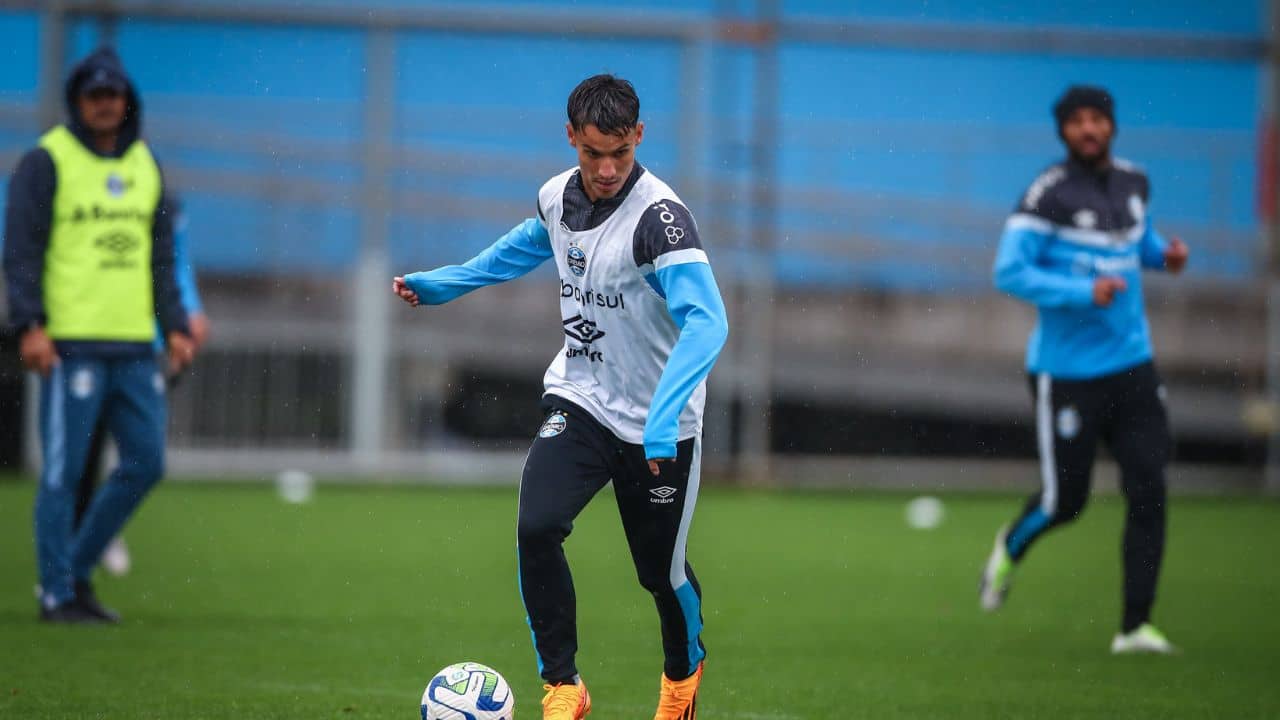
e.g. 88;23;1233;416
905;495;945;530
275;468;314;504
421;662;515;720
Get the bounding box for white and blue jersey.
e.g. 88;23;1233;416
405;164;728;460
994;157;1171;380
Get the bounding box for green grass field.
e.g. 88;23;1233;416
1;477;1277;719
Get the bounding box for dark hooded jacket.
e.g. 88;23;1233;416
2;46;187;351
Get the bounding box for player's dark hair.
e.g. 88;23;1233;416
567;74;639;136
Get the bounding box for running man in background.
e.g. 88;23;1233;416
393;75;728;720
979;86;1189;654
74;194;209;577
2;47;193;623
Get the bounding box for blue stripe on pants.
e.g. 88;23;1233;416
1006;507;1051;558
516;550;546;676
674;580;705;669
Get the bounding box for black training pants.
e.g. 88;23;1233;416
517;396;706;684
1004;361;1170;632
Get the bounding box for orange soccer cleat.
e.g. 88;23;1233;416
653;662;703;720
541;679;591;720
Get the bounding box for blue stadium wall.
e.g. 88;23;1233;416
0;1;1264;291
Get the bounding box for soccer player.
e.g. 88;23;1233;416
978;85;1189;654
393;75;728;720
3;47;193;623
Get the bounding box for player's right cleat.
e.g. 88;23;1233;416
654;661;702;720
1110;624;1178;655
541;678;591;720
979;526;1015;611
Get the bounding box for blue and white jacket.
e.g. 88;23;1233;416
994;157;1171;379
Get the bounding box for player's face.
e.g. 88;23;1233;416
567;121;645;202
77;88;127;135
1061;107;1113;164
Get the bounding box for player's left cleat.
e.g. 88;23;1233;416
653;661;702;720
102;537;131;577
1110;623;1178;655
979;526;1015;611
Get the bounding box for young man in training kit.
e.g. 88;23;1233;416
979;86;1189;653
3;47;194;623
393;75;728;719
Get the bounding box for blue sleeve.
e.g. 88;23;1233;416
643;262;729;460
1139;219;1169;271
403;218;552;305
992;216;1094;309
173;208;203;313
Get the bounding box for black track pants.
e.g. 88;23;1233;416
517;396;706;684
1004;361;1170;632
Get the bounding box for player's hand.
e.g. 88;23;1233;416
188;312;211;349
19;325;58;376
393;276;420;307
1164;237;1189;275
166;331;195;375
1092;276;1127;307
648;458;673;477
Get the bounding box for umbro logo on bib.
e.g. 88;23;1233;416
562;315;605;344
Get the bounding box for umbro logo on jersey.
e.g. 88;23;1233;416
565;346;604;362
649;486;678;504
563;315;605;344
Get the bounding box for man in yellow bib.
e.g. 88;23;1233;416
3;47;193;623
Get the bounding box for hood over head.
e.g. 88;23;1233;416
64;46;142;157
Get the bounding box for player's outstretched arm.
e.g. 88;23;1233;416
643;261;729;471
993;214;1095;309
396;218;552;307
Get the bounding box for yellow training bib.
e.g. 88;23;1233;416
38;125;161;342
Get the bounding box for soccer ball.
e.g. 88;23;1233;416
421;662;515;720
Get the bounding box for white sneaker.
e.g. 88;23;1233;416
102;537;131;577
979;526;1014;612
1111;623;1178;655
